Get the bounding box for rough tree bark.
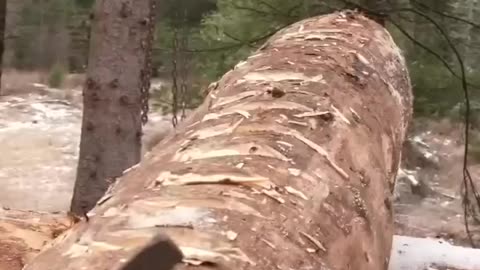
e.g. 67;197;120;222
0;0;6;94
26;12;412;270
71;0;155;214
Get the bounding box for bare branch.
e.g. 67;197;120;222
154;25;287;54
389;7;480;248
231;3;277;17
411;0;480;30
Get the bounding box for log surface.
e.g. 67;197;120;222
25;11;412;270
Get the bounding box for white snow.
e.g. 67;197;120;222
390;235;480;270
413;135;430;148
32;83;48;88
30;102;72;119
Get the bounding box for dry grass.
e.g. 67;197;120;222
0;69;85;108
1;69;48;95
1;69;85;96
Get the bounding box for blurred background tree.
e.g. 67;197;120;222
3;0;480;119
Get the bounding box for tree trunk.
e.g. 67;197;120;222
70;0;155;214
0;0;6;95
26;12;412;270
67;8;91;73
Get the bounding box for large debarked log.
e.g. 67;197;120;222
25;11;412;270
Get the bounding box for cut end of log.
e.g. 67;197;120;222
0;209;71;270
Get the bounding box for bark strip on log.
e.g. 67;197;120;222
25;11;412;270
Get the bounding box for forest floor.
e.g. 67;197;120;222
394;119;480;247
1;72;480;269
0;72;173;211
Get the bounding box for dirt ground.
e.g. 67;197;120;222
394;118;480;247
1;71;480;250
0;72;172;211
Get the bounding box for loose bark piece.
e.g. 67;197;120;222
0;0;6;95
0;209;70;270
25;11;412;270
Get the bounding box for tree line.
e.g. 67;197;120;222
1;0;479;117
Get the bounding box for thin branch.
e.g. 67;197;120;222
181;43;242;53
388;16;479;89
258;0;295;18
338;0;480;88
411;0;480;30
231;3;277;17
153;43;240;53
154;25;287;54
390;7;480;248
258;0;280;13
286;3;303;17
222;31;257;49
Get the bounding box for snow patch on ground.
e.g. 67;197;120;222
0;93;82;211
390;235;480;270
0;89;173;211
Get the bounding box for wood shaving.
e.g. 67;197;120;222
288;120;309;127
190;119;243;140
277;141;293;148
288;168;301;176
299;231;327;252
226;231;238;241
221;190;255;201
183;259;203;266
96;194;112;206
355;52;370;65
294;111;331;118
261;238;276;249
289;130;349;179
262;189;285;204
350;107;361;122
234;110;251;119
308;118;318;130
285;186;308;200
331;105;351;125
122;163;140;175
238;123;349;179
